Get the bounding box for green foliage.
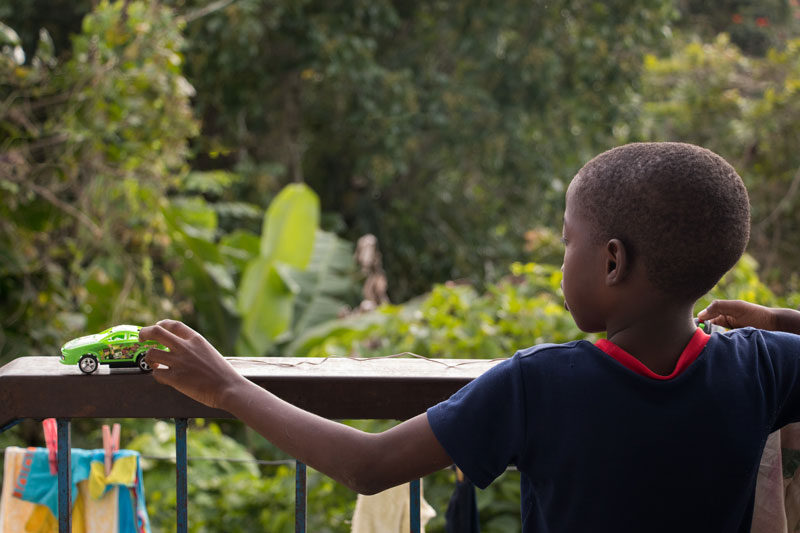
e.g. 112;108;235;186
673;0;798;56
0;1;197;362
235;183;357;356
162;194;240;354
157;171;359;356
295;262;589;360
291;230;360;335
170;0;678;301
696;253;790;311
299;255;795;361
0;0;92;64
1;1;361;360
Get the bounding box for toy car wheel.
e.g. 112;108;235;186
78;354;98;374
137;353;152;372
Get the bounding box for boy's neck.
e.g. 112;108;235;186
605;300;698;376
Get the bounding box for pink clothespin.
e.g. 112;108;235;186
42;418;58;475
103;423;121;476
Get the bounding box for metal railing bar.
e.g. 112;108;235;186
57;418;71;533
410;478;421;533
176;418;189;533
295;460;307;533
0;419;21;434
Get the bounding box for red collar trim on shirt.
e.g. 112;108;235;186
594;328;710;380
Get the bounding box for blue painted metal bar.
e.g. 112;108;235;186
295;461;307;533
57;419;71;533
410;478;421;533
0;418;21;434
175;418;188;533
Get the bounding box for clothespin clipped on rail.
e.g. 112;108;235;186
455;466;464;483
42;418;58;475
103;423;121;476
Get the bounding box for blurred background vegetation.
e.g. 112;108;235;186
2;0;800;531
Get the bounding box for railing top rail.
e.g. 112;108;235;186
0;356;502;426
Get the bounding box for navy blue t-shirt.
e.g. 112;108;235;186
426;328;800;532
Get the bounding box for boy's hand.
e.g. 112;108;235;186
139;320;246;410
697;300;778;331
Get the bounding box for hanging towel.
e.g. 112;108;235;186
88;455;137;500
79;481;118;533
19;477;118;533
12;448;91;518
0;446;87;533
351;482;435;533
1;448;38;533
86;454;144;533
22;493;85;533
1;447;149;533
445;473;479;533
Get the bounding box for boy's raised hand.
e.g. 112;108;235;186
139;320;247;410
698;300;800;334
698;300;777;330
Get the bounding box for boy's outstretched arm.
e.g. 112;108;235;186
139;320;454;495
698;300;800;334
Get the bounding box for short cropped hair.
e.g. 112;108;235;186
570;142;750;300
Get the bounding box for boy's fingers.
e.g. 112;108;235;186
151;366;178;387
139;324;182;348
145;347;177;369
699;300;723;317
696;308;712;320
698;301;736;328
157;319;198;340
698;300;739;320
706;316;731;328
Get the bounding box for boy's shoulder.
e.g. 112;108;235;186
511;339;598;370
514;339;590;359
711;327;800;359
710;326;799;348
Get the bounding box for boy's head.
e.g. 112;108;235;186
566;142;750;303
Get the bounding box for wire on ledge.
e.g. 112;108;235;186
225;352;508;370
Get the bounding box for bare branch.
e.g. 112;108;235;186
755;164;800;231
182;0;237;23
20;179;103;239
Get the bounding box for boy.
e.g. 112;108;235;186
141;142;800;531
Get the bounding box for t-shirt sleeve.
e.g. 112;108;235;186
426;354;527;489
767;331;800;430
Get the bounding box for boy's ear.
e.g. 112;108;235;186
605;239;628;285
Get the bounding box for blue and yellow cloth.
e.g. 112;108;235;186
5;447;150;533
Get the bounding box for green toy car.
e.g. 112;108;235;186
60;325;165;374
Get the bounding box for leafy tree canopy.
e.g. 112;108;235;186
172;0;677;300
